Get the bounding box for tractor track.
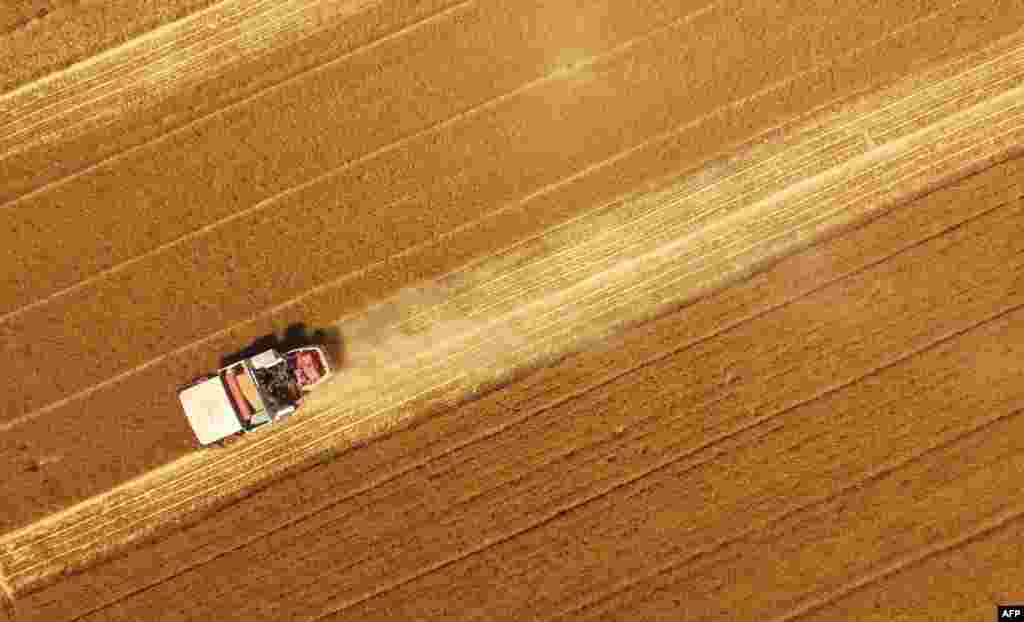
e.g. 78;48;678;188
4;1;1024;620
3;26;1024;609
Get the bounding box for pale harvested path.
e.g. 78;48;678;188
11;142;1024;622
2;20;1024;620
1;0;1020;537
4;1;1024;620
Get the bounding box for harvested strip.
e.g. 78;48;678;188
4;6;1021;431
0;0;467;203
13;153;1024;622
2;39;1023;596
26;164;1024;622
0;0;221;94
391;35;1024;334
0;0;383;156
0;0;705;323
3;2;1021;537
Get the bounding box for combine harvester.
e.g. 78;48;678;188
178;347;332;446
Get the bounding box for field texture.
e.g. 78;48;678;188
2;0;1024;620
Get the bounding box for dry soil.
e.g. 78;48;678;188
2;0;1024;620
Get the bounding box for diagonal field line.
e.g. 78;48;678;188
770;503;1024;622
319;361;1024;622
303;299;1024;621
0;1;982;432
0;0;475;208
0;0;716;316
2;25;1015;561
0;0;736;202
549;403;1024;622
4;91;1019;565
56;183;1024;621
0;0;389;144
2;43;1023;594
